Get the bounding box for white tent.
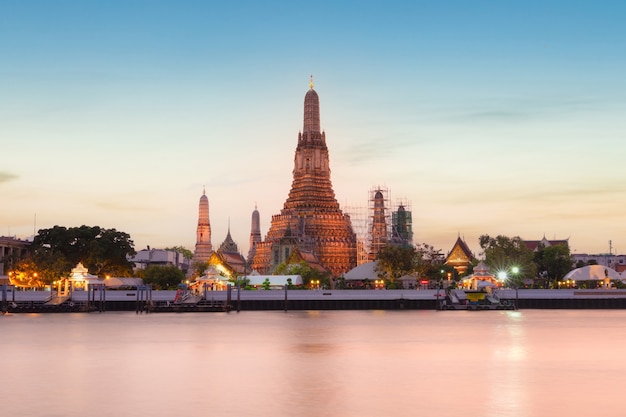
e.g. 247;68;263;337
563;265;621;281
343;261;379;281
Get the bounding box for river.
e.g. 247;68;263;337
2;310;625;417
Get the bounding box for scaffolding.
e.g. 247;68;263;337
344;187;412;264
343;204;369;265
391;199;413;246
367;186;392;261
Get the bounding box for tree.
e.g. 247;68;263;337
275;261;330;288
479;234;536;287
191;260;209;278
15;225;136;284
137;265;185;290
165;246;193;260
414;243;448;282
534;244;573;286
375;245;416;283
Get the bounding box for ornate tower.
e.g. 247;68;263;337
368;188;389;261
247;205;262;262
391;203;413;247
251;78;357;276
193;188;213;262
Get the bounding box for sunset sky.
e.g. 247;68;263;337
2;0;625;257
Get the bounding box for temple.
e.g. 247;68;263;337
192;188;213;263
247;205;261;263
251;78;357;276
368;188;389;261
445;235;475;276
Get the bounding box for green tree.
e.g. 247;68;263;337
262;277;271;290
275;261;330;288
479;234;536;287
230;275;250;289
17;225;136;284
375;245;416;283
138;265;185;290
191;260;209;278
414;243;448;282
165;246;193;260
534;244;573;286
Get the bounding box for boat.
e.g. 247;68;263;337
439;289;515;310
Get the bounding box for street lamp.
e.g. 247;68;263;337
510;266;520;310
498;267;519;309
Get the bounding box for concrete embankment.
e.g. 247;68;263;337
3;289;626;313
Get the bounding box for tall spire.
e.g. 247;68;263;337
248;205;262;262
303;76;320;134
193;189;213;262
219;220;239;254
250;80;357;276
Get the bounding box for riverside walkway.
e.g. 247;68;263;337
4;288;626;312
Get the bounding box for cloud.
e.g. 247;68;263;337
337;134;422;165
444;96;602;125
0;172;18;183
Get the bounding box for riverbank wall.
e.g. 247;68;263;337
4;289;626;313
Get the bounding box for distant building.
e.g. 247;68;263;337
0;236;31;275
130;248;190;273
572;253;626;273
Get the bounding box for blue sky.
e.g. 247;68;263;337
2;0;625;257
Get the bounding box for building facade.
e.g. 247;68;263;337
0;236;31;275
130;248;190;273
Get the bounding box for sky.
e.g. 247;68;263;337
2;0;625;258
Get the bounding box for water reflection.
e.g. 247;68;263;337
2;310;626;417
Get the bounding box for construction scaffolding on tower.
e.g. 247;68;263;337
343;203;369;265
368;186;392;261
391;199;413;247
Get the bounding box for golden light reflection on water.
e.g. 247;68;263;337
2;310;626;417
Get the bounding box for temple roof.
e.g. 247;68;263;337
445;236;474;265
219;227;239;253
524;237;569;251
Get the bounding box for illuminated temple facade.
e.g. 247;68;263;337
250;80;357;276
